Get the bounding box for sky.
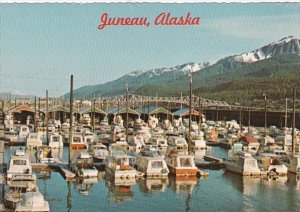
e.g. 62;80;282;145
0;3;299;97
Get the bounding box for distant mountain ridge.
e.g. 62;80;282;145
63;36;300;100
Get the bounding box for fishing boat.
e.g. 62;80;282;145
36;146;54;163
136;150;169;178
224;151;261;176
105;151;137;181
26;133;43;149
7;150;32;179
166;152;198;176
70;134;87;149
48;133;64;148
70;152;98;178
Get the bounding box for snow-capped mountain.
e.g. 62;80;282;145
234;36;300;63
63;36;300;99
126;62;210;78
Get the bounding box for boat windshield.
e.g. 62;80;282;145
13;160;27;165
52;136;60;142
179;158;192;167
73;137;82;143
152;161;163;169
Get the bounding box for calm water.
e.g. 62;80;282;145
3;146;300;212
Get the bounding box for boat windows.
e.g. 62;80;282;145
179;158;192;167
151;161;163;169
53;136;59;142
13;160;27;165
73;137;82;143
29;135;38;139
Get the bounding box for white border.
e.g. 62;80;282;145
1;0;300;3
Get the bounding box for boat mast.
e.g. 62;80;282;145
69;75;74;165
46;90;49;145
285;98;288;129
126;83;129;142
188;68;192;153
292;88;296;154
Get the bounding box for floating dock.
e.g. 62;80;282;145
32;162;76;180
196;156;225;170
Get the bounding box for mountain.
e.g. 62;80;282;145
234;36;300;63
63;62;210;99
63;36;300;103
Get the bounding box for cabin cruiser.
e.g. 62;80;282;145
70;134;87;149
220;134;238;149
83;130;97;144
36;127;47;138
71;152;98;178
167;136;188;149
19;125;30;141
136;150;169;178
191;134;206;150
127;132;145;153
4;128;18;144
105;151;137;182
92;144;109;162
256;153;288;176
49;133;64;148
287;154;300;174
15;190;50;212
81;114;91;125
166;151;198;176
205;130;219;146
36;146;54;163
4;174;37;210
26;133;43;149
149;136;168;151
240;134;260;154
224;151;261;176
7;150;32;179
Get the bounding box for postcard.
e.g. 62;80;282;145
0;2;300;212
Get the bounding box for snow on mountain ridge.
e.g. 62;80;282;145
126;62;210;78
234;36;300;63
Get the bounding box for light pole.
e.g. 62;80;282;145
262;93;267;134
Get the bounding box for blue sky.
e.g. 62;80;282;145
0;3;299;97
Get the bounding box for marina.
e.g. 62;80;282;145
0;104;300;211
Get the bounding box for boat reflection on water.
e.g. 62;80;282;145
105;176;135;204
36;170;51;179
73;177;100;196
138;178;169;193
286;172;300;187
168;175;198;194
222;172;261;196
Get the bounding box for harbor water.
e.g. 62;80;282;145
3;146;300;211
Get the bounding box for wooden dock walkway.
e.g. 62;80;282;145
32;162;76;180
